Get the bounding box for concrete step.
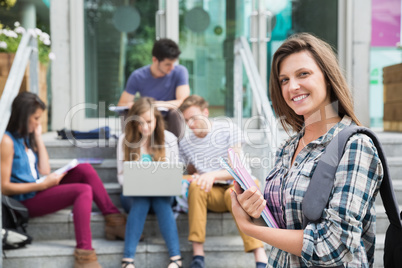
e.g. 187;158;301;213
385;156;402;180
49;159;118;183
27;203;396;250
24;205;392;267
27;209;242;241
3;237;269;268
42;132;117;159
3;234;387;268
376;206;394;234
375;234;385;268
375;131;402;157
244;129;402;160
376;180;402;206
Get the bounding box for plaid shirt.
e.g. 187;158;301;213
264;116;383;267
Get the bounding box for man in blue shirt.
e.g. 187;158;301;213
118;39;190;138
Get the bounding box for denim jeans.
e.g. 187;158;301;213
120;195;181;258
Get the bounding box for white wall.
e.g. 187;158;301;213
339;0;372;127
50;0;71;130
351;0;372;127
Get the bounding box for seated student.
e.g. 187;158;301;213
117;38;190;139
117;97;183;268
0;92;126;268
178;95;268;268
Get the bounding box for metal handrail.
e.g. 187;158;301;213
0;30;39;258
0;31;39;141
234;36;278;152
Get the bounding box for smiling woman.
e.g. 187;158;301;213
230;33;384;268
279;50;331;120
270;33;360;134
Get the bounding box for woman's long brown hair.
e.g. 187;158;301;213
6;92;46;151
269;33;361;133
123;97;166;161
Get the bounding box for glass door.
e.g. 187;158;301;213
71;0;160;131
176;0;256;117
84;0;159;117
265;0;339;87
171;0;339;118
72;0;340;131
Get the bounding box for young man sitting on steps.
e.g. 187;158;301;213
178;95;268;268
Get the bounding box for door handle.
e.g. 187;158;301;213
263;10;273;42
155;10;166;40
249;10;258;43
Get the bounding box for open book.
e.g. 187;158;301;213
109;105;169;113
220;148;278;228
108;105;129;113
36;159;79;183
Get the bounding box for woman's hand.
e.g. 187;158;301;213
34;124;43;138
230;186;254;233
41;173;65;189
34;124;51;174
233;181;266;219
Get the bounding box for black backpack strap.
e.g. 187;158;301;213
302;126;402;229
359;128;402;229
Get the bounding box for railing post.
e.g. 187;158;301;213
0;33;33;139
29;36;39;94
234;39;243;127
234;37;278;153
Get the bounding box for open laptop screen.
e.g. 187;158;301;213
123;161;184;196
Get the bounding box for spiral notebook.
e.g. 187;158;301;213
220;148;278;228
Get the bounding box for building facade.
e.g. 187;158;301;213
48;0;385;131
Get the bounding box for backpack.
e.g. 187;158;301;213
2;196;32;249
302;126;402;268
57;126;110;140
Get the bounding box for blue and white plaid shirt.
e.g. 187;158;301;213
264;116;383;267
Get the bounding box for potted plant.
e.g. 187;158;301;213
0;21;53;66
0;0;17;9
0;21;53;131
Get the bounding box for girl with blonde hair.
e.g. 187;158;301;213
117;97;182;268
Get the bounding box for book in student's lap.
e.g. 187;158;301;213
220;148;278;228
36;159;79;183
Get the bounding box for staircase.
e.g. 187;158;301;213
3;129;402;268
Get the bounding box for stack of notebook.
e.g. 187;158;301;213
220;148;278;228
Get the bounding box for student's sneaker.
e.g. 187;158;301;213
190;257;205;268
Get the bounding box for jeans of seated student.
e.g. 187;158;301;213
188;181;264;252
21;163;120;250
120;195;181;259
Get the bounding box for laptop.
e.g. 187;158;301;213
123;161;184;196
